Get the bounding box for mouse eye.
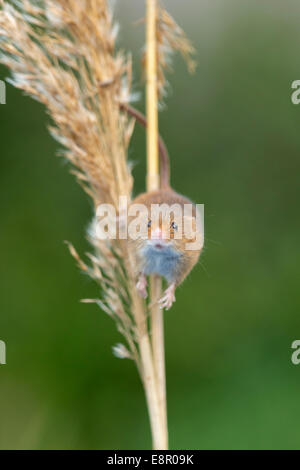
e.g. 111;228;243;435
171;221;178;230
147;220;152;228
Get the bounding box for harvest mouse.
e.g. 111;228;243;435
123;105;204;310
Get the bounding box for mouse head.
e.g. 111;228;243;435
128;203;202;252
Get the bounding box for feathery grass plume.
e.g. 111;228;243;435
0;0;133;206
142;2;196;102
0;0;140;358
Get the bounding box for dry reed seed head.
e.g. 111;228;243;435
0;0;145;366
0;0;134;207
142;2;196;101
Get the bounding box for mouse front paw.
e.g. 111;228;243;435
136;274;148;298
159;283;176;311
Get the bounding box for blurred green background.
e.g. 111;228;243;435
1;0;300;449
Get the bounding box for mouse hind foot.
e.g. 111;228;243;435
158;282;176;311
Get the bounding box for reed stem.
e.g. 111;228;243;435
146;0;168;450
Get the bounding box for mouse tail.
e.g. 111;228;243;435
120;103;170;190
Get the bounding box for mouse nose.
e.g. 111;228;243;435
151;228;163;240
